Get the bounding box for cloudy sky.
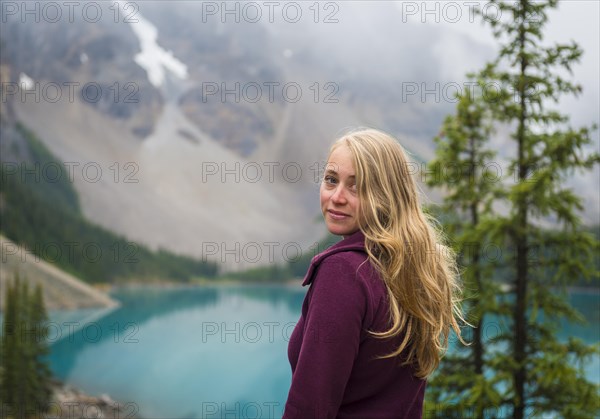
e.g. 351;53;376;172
395;0;599;130
257;0;598;133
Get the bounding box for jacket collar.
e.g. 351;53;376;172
302;229;367;286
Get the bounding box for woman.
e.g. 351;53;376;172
282;128;464;419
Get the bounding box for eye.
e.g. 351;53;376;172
323;175;337;186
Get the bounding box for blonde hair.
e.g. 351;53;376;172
329;128;465;379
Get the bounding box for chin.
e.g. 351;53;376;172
326;223;354;237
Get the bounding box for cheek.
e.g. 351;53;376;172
350;196;360;213
319;185;328;206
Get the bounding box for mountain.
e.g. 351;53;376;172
1;1;597;270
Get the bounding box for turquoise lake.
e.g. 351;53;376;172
46;285;599;418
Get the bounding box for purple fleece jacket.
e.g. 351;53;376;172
282;230;426;419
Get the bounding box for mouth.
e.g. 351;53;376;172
327;209;350;220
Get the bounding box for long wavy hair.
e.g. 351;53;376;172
329;128;465;379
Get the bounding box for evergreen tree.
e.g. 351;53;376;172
0;274;53;418
426;1;599;417
425;86;505;418
483;1;599;417
0;273;20;412
28;284;53;414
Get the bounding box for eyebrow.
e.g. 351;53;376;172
324;169;355;179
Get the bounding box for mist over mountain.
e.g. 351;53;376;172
1;1;597;269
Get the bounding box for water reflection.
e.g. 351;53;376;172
46;285;597;418
47;284;305;418
49;286;221;377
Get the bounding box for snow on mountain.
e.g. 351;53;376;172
116;1;188;88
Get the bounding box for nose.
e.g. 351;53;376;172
331;185;347;204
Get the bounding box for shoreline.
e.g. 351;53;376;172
107;279;597;292
7;379;143;419
109;277;305;290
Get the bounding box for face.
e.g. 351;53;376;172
320;145;360;237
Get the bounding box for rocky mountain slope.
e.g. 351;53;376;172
0;235;118;310
1;1;597;270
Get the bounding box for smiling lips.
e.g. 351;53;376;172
327;209;350;220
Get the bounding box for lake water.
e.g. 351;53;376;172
46;285;599;419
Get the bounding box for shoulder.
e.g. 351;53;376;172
302;230;371;287
305;248;372;285
306;250;384;335
320;250;369;273
310;250;379;301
